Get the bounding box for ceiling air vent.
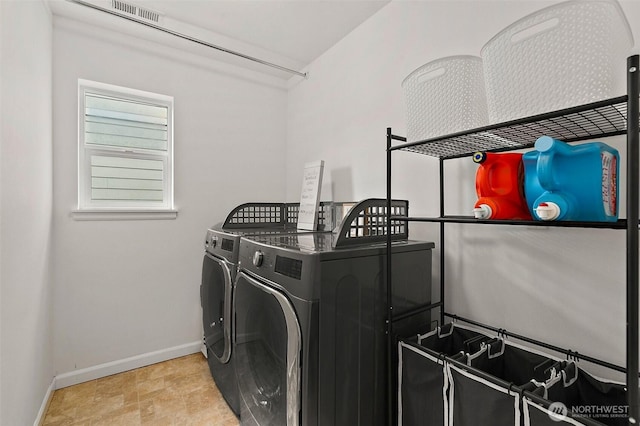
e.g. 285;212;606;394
111;0;161;23
137;7;160;23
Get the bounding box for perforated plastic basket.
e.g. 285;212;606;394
481;0;634;124
402;55;489;143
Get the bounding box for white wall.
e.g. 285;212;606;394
52;18;287;377
0;0;54;424
287;0;640;380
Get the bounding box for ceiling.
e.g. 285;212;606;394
49;0;390;75
138;0;390;64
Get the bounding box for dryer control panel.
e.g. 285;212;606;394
274;256;303;280
238;238;320;300
204;228;240;265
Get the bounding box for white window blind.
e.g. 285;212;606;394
78;80;174;212
85;94;168;151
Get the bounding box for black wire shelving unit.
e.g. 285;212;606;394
385;55;639;426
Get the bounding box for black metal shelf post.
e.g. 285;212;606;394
385;128;393;426
626;54;639;424
385;55;640;426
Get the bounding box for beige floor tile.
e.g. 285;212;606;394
42;400;77;421
183;387;219;416
137;376;166;400
44;354;239;426
122;389;139;406
138;398;155;423
42;411;76;426
55;380;97;408
164;372;210;395
140;415;176;426
183;407;239;426
75;393;125;421
89;402;141;426
136;360;174;382
150;392;188;419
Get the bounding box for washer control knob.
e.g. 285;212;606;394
252;251;264;267
211;236;218;248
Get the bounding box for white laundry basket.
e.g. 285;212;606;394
481;0;634;124
402;55;489;143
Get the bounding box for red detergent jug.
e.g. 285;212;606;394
473;152;531;220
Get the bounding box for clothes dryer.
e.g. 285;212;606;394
233;228;434;425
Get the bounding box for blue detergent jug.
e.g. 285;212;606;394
523;136;619;222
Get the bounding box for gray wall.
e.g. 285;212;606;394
1;0;54;424
286;0;640;380
51;17;288;378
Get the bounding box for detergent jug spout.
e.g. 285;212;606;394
535;202;561;221
473;204;492;219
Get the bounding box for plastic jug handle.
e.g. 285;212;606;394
535;136;572;155
535;136;571;190
536;151;557;190
475;165;492;196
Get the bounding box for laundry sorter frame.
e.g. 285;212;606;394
384;55;640;425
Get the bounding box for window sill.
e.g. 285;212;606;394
71;209;178;221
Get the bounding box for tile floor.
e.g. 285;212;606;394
42;353;239;426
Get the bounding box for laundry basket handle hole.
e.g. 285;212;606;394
510;17;559;44
417;67;446;84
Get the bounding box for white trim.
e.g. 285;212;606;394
523;398;586;426
399;342;449;426
523;398;532;426
447;362;455;426
54;340;201;389
448;362;515;395
34;378;56;426
77;79;174;212
71;209;178;220
398;341;404;426
419;321;486;343
466;344;488;364
447;363;521;426
200;336;208;358
78;78;174;103
400;341;445;366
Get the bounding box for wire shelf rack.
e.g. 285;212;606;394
391;96;633;159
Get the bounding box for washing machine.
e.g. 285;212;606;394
233;229;434;426
201;226;245;416
200;201;349;416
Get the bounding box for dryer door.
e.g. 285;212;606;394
234;271;301;426
201;253;233;363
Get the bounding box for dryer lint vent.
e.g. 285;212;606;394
111;0;161;23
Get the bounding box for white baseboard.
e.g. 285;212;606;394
34;378;55;426
54;341;202;389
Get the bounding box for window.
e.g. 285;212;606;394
77;80;174;217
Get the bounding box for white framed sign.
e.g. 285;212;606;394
297;160;324;231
